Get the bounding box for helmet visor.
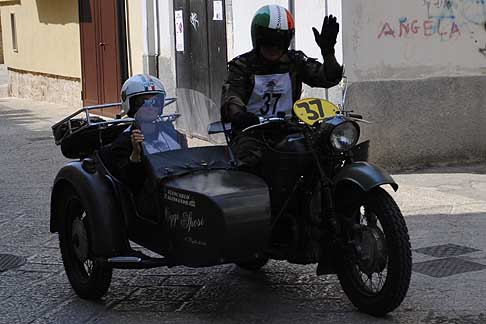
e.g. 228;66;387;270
256;27;293;49
133;93;166;123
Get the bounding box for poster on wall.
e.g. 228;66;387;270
175;10;184;52
213;1;223;21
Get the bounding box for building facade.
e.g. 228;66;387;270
0;0;485;167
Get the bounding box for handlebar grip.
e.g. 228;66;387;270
348;113;363;119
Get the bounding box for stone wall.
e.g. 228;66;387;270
8;68;82;107
347;75;486;170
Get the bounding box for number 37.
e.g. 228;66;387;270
295;99;326;121
260;93;282;115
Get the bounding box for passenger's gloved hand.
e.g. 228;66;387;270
231;111;260;133
312;15;339;56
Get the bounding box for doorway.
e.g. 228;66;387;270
79;0;128;116
173;0;228;105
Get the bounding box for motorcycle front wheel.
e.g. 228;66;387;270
58;187;113;300
337;187;411;316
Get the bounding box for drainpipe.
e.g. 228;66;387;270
143;0;159;76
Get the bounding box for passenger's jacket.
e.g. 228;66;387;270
221;49;343;122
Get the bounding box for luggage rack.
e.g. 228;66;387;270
52;97;177;145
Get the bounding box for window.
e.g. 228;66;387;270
10;13;17;52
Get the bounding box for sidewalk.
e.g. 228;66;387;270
0;64;8;98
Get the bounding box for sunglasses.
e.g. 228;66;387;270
133;96;165;108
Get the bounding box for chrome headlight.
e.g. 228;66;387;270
318;116;360;152
330;121;359;152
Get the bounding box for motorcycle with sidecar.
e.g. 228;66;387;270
50;78;411;316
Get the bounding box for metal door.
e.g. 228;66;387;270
174;0;227;105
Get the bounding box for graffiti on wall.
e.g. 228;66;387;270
378;0;486;55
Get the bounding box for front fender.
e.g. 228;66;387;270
50;161;128;257
334;161;398;193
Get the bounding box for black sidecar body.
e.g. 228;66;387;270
50;93;271;274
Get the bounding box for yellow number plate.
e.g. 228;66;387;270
293;98;340;126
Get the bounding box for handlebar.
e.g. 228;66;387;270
242;116;300;133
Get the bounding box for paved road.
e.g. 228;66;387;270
0;98;485;323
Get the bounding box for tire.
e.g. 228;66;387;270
58;186;113;300
236;257;269;271
337;187;411;316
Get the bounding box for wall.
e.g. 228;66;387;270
126;0;145;76
1;0;81;78
157;0;176;90
344;0;486;82
294;0;343;102
342;0;486;169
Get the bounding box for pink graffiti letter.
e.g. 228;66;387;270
378;22;396;39
438;20;448;37
423;20;434;36
450;22;461;38
411;20;420;34
399;21;410;37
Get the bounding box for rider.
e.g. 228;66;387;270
221;5;343;167
109;74;167;191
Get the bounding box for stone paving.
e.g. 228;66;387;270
0;97;485;323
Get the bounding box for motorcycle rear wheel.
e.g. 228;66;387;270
337;187;411;316
58;187;113;300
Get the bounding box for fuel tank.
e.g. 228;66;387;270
260;133;313;209
161;170;271;267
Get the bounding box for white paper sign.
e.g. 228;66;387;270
175;10;184;52
213;1;223;21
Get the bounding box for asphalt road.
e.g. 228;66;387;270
0;98;485;323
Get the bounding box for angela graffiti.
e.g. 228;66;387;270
378;0;486;56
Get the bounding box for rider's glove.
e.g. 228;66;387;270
231;111;260;132
312;15;339;56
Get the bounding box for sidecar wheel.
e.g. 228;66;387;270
337;187;411;316
58;187;113;300
236;257;269;271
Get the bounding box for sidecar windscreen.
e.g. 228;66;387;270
135;89;224;156
135;89;231;178
135;93;184;155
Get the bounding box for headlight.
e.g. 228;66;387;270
329;121;359;152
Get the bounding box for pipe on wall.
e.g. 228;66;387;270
143;0;159;76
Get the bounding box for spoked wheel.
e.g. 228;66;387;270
59;187;112;300
337;187;411;316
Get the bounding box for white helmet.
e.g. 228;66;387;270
120;74;166;117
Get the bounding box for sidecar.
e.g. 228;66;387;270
50;90;270;299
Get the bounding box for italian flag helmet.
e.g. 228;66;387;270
251;4;295;50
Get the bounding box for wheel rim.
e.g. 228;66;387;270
66;198;95;280
349;206;389;295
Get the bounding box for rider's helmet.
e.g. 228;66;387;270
251;4;295;50
120;74;166;117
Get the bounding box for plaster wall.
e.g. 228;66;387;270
127;0;145;76
157;0;176;90
342;0;486;168
343;0;486;82
0;0;81;78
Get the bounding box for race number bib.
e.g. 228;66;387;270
246;73;293;117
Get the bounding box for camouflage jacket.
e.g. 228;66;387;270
220;49;343;122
